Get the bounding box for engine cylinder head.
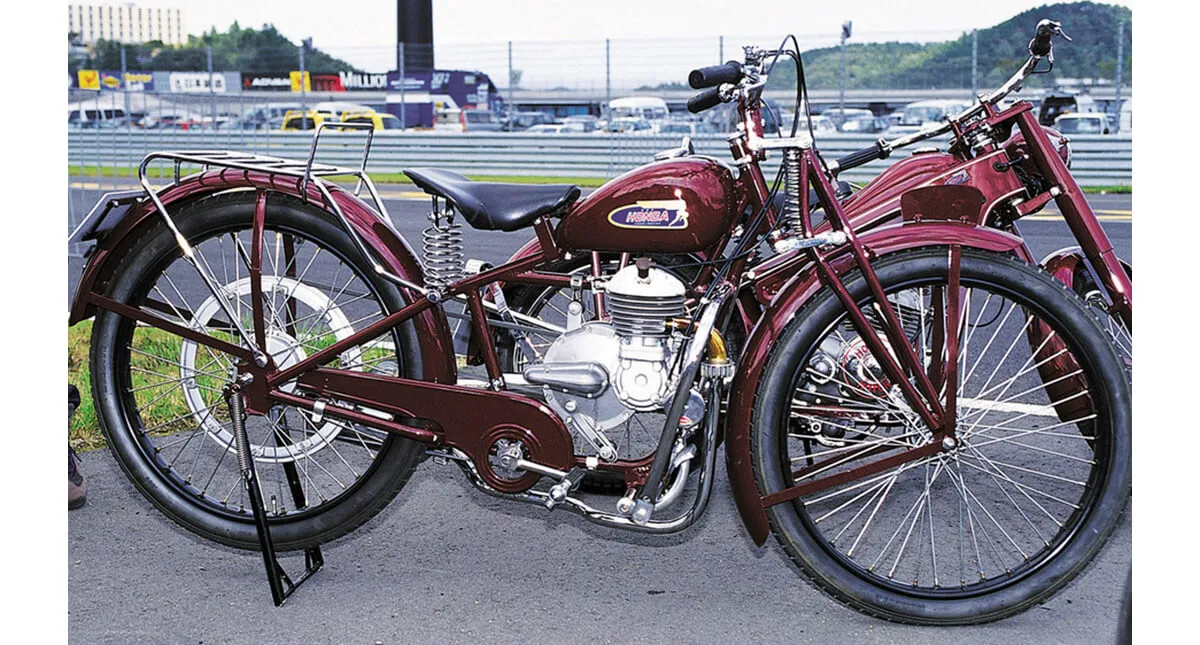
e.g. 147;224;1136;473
605;263;686;338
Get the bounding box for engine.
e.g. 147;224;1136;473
521;259;688;461
606;260;686;411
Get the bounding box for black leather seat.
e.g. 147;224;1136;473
403;168;581;232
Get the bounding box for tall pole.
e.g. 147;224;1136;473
508;41;515;117
719;35;723;64
605;38;611;110
207;44;216;130
839;22;851;116
299;43;307;130
120;45;130;131
971;29;978;96
398;42;406;130
1115;19;1124;132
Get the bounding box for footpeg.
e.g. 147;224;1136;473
545;468;587;509
630;499;654;525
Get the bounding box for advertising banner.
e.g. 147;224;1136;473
242;73;292;91
169;72;227;93
338;71;389;90
122;71;155;92
77;69;100;90
91;71;157;92
311;74;345;92
289;71;311;93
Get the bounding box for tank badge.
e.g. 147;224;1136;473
607;200;690;229
945;171;970;186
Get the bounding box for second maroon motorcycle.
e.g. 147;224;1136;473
70;20;1129;625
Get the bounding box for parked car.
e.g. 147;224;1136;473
1037;92;1096;126
657;121;717;136
504;111;556;131
236;104;300;130
810;115;839;134
821;107;874;129
607;96;669;121
885;99;973;136
525;122;596;134
280;110;337;131
838;115;889;133
463;110;504;132
604;118;653;133
339;110;404;131
1053;112;1116;135
563;115;601;131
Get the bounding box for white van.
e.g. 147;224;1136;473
608;97;669;122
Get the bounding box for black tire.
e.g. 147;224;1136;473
90;191;427;551
750;248;1131;625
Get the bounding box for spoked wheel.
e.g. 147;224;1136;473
90;191;426;551
1072;263;1132;381
751;248;1130;625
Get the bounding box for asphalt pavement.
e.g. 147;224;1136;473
66;188;1133;644
67;446;1132;645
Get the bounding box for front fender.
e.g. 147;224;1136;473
69;168;456;384
723;223;1024;546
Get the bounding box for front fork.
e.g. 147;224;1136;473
1014;109;1132;327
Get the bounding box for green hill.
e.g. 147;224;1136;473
767;2;1131;91
83;22;361;74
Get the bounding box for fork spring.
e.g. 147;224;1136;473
782;148;804;233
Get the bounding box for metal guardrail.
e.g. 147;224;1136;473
66;129;1131;256
67;129;1133;185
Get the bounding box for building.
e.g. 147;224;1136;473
68;3;185;46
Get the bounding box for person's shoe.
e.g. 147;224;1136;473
68;384;86;510
69;447;87;510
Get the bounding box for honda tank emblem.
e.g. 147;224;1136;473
607;197;690;230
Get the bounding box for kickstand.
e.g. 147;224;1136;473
226;376;324;606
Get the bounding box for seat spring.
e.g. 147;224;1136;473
422;206;465;291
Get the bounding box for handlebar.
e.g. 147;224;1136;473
854;19;1072;169
687;87;726;114
1029;19;1069;57
689;61;744;89
830;140;889;175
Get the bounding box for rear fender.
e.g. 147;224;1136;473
69;168;456;383
724;223;1024;545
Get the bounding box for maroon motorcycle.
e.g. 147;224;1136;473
499;20;1130;375
70;21;1129;624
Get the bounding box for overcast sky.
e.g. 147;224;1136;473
124;0;1134;75
100;0;1128;90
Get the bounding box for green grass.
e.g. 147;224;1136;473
68;319;231;452
69;164;1128;193
68;316;401;453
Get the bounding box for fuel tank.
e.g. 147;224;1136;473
555;157;738;253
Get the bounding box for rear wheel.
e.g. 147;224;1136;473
751;248;1130;624
90;191;426;551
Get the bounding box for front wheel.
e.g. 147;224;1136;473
751;248;1130;625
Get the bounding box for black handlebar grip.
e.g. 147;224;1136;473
688;61;744;89
1029;19;1059;57
687;87;724;114
834;140;888;174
